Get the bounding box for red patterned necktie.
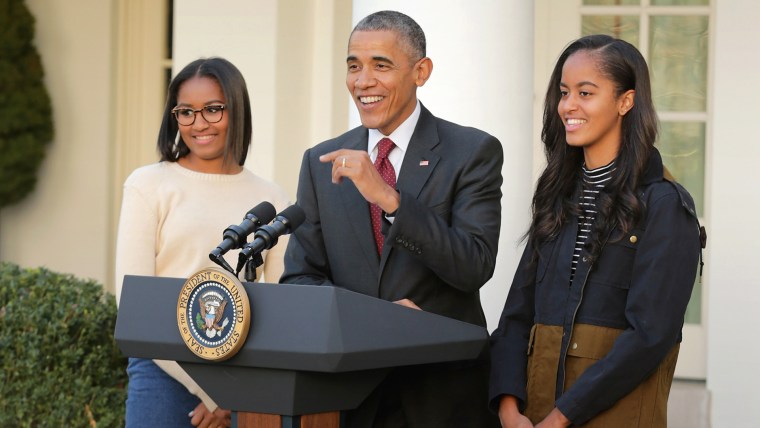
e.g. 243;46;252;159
370;138;396;255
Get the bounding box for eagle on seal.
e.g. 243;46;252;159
198;292;228;338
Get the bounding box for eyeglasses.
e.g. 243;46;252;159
171;104;226;126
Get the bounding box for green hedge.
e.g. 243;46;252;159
0;0;54;208
0;262;127;427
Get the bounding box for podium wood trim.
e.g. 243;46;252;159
236;411;340;428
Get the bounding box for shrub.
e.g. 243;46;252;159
0;262;127;427
0;0;54;208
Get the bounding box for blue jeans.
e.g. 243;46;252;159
126;358;201;428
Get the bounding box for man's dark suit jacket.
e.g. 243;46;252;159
281;105;503;427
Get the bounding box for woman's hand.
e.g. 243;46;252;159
535;407;571;428
189;402;232;428
498;395;535;428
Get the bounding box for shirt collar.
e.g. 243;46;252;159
367;100;421;155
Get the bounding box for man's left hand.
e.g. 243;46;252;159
394;298;421;310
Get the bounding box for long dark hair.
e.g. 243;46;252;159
528;34;658;261
157;57;252;167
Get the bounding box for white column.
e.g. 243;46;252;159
351;1;535;330
706;1;760;425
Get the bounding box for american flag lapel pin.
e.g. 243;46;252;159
419;159;429;166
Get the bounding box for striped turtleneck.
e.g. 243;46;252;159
570;161;615;283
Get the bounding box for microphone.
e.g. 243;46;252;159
236;204;306;273
209;202;277;272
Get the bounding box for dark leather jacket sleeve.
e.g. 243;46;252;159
488;240;537;411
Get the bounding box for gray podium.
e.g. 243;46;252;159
115;275;488;427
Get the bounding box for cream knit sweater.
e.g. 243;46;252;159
115;161;291;411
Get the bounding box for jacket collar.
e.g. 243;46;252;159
640;147;665;186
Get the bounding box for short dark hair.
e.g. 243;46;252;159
352;10;426;62
157;57;252;166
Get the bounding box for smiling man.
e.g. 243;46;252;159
281;10;503;427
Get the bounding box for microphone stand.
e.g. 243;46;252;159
242;253;264;282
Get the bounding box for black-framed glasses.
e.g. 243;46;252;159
171;104;226;126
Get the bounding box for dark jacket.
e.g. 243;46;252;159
489;148;702;426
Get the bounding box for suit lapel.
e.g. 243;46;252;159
379;106;441;272
338;130;380;275
396;106;441;199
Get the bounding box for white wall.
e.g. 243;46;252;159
350;1;536;331
706;1;760;425
0;0;114;285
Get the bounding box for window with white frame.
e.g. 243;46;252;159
581;0;709;324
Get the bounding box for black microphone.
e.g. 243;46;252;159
236;204;305;273
209;202;276;272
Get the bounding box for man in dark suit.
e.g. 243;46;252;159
281;10;502;428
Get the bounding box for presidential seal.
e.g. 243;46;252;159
177;267;251;361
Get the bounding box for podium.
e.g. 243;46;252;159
115;275;488;427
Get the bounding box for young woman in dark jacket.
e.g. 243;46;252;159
489;34;703;428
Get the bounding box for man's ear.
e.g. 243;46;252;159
415;57;433;87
